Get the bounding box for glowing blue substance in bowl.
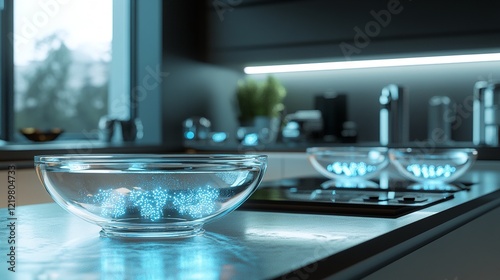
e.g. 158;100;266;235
307;147;389;186
35;154;267;239
389;148;477;184
405;163;456;180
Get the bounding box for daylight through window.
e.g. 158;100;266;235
13;0;113;135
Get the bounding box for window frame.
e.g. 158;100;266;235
0;0;162;145
0;0;14;141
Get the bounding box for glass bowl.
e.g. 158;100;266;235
35;154;267;239
306;147;389;188
388;148;477;185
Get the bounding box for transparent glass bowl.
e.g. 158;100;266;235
35;154;267;239
307;147;389;188
388;148;477;185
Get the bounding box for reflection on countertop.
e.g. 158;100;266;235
3;161;500;279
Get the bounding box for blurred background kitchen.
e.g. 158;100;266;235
2;0;500;154
165;0;500;150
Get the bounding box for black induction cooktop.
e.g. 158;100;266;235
241;177;473;218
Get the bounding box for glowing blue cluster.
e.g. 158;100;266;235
130;187;169;221
406;164;456;179
93;189;127;218
92;185;220;221
326;162;377;177
172;186;220;219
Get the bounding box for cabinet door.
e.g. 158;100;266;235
207;0;500;66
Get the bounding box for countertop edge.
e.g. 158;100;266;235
276;189;500;279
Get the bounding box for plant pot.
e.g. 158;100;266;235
239;116;280;144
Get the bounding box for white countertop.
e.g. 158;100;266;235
2;161;500;279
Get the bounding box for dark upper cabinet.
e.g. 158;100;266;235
206;0;500;67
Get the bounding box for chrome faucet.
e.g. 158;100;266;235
379;84;409;146
473;81;489;145
484;82;500;146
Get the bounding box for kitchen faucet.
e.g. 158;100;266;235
379;84;409;146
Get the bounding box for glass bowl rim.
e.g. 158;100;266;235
388;147;478;157
35;154;268;165
307;146;389;154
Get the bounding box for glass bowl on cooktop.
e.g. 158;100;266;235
388;148;477;188
35;154;267;239
306;147;389;188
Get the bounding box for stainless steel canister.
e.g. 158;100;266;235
484;83;500;146
428;96;451;143
473;81;489;145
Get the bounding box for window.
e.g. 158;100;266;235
1;0;162;144
13;0;113;136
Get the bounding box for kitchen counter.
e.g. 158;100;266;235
4;140;500;168
2;162;500;279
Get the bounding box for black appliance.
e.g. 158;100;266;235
315;93;347;142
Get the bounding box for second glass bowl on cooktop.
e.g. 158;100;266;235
388;148;477;186
307;147;389;188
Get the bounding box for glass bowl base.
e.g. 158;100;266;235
99;224;205;239
406;182;463;192
320;179;379;189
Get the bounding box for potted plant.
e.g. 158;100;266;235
236;75;286;125
235;76;286;143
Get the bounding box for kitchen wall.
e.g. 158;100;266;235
161;56;242;148
160;0;500;148
161;0;243;148
207;0;500;67
248;61;500;143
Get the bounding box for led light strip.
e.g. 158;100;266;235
244;53;500;74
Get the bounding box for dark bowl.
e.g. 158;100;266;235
20;128;63;142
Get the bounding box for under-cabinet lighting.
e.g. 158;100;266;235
244;53;500;74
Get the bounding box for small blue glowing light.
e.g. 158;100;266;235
185;131;195;140
172;186;219;218
326;162;377;177
211;132;227;143
242;133;259;146
406;164;456;179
